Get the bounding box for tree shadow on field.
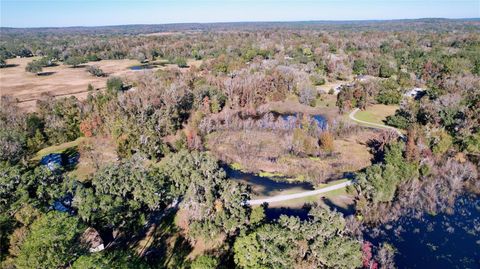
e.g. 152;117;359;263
0;64;19;68
322;197;355;217
143;211;193;269
70;64;87;68
37;71;56;76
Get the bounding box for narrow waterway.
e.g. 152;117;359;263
223;164;314;198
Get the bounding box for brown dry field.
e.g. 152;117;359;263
0;57;140;110
0;57;203;111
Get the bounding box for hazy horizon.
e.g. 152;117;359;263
2;0;479;28
1;17;480;29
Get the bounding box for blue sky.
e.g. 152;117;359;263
1;0;479;27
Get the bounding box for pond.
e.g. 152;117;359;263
237;111;328;131
279;113;328;130
129;65;155;70
365;195;480;269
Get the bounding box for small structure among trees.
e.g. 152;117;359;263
80;227;105;253
404;87;425;99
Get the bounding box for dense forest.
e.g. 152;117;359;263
1;19;479;268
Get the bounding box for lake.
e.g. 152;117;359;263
365;195;480;269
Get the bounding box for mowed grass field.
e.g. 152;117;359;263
355;104;399;125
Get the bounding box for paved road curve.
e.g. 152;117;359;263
246;180;353;205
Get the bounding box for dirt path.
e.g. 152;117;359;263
246;180;353;205
349;108;404;137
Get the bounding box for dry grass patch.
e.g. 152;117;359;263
206;129;373;185
71;136;118;181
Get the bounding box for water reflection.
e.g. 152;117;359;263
365;195;480;269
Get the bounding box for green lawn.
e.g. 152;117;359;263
354;104;398;125
31;137;85;161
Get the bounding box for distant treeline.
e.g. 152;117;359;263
1;18;479;36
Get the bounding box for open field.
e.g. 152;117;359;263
316;77;354;94
354;104;399;125
0;57;202;111
0;57;139;110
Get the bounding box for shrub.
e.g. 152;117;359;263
175;57;188;68
85;54;101;62
431;129;453;156
319;131;335;153
25;61;42;74
379;62;395;78
310;74;326;86
292;128;318;156
106;77;124;93
64;56;86;67
299;87;317;107
353;59;367;75
191;255;219;269
36;57;56;67
86;65;105;77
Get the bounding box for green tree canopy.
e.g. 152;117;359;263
73;158;170;231
25;61;42;74
64;56;87;67
15;211;85;269
234;206;362;269
191;255;220;269
72;250;149;269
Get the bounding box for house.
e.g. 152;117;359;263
81;227;105;253
404;87;425;99
354;75;374;82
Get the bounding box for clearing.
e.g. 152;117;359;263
0;57;139;110
0;57;202;111
32;136;117;181
354;104;399;125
